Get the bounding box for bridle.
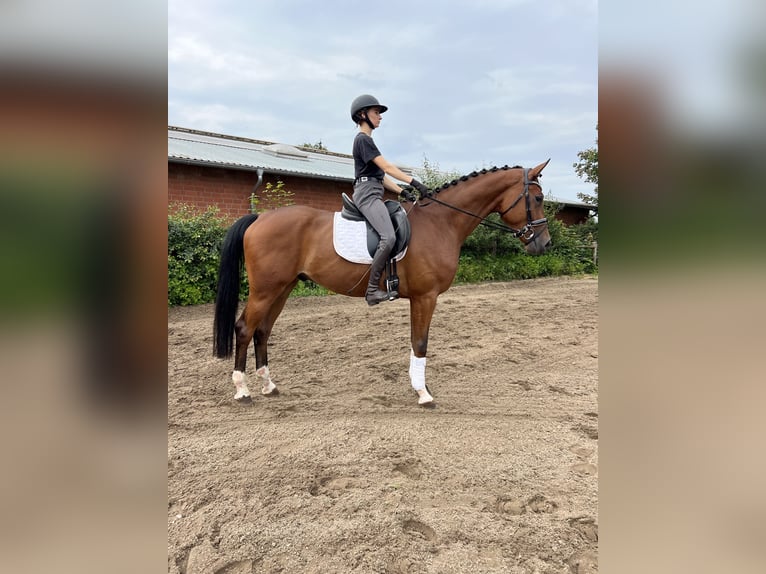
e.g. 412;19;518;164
420;168;549;242
498;168;548;241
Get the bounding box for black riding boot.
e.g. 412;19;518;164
366;246;397;306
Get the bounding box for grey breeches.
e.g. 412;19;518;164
352;181;395;259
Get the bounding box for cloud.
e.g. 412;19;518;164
168;1;598;201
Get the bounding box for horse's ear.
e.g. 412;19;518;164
528;159;551;179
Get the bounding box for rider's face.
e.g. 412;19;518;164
366;107;383;127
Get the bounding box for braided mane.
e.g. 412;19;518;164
432;165;523;193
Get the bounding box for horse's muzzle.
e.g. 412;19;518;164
524;234;552;255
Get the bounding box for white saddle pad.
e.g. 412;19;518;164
332;212;407;264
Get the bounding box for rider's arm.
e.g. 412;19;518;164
373;155;415;185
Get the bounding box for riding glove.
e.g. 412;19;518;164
409;178;430;197
400;189;417;203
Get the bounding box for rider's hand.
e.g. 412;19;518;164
409;178;430;197
400;188;417;203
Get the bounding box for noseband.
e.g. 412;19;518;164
422;168;548;242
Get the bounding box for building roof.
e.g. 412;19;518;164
168;126;370;182
546;195;598;211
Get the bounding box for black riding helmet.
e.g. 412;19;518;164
350;94;388;128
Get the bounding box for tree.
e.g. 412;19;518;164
416;154;462;189
249;180;294;213
573;125;598;206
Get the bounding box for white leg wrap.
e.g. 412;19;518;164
409;350;427;391
232;370;251;400
409;350;433;405
256;365;277;395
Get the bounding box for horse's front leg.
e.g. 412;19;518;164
409;294;438;406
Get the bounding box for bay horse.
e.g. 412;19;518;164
213;160;552;406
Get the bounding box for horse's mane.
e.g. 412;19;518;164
432;165;523;194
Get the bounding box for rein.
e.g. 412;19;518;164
419;168;548;241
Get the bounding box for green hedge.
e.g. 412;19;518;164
456;204;597;282
168;205;230;306
456;252;590;283
168;205;331;305
168;204;597;306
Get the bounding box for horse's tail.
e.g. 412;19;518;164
213;214;258;358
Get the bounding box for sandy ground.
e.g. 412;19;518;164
168;276;598;574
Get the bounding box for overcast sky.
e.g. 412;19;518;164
169;0;598;202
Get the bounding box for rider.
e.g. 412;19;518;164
350;94;429;306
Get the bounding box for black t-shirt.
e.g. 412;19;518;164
352;132;385;180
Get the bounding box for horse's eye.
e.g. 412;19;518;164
535;195;544;203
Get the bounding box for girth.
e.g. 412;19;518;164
340;193;411;258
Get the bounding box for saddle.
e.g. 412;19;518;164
340;193;411;258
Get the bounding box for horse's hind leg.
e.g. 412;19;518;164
231;306;257;401
230;280;298;401
230;294;275;401
253;279;298;396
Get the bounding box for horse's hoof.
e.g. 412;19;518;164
416;388;435;407
419;400;436;409
261;380;278;396
235;395;252;404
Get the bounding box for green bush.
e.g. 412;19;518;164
168;204;229;306
454;251;591;284
249;180;295;213
291;280;332;297
462;213;526;257
168;205;331;306
455;200;598;281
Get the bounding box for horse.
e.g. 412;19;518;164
213;160;552;406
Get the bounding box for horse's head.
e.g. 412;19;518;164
498;160;552;255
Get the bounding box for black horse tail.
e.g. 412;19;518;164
213;214;258;358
